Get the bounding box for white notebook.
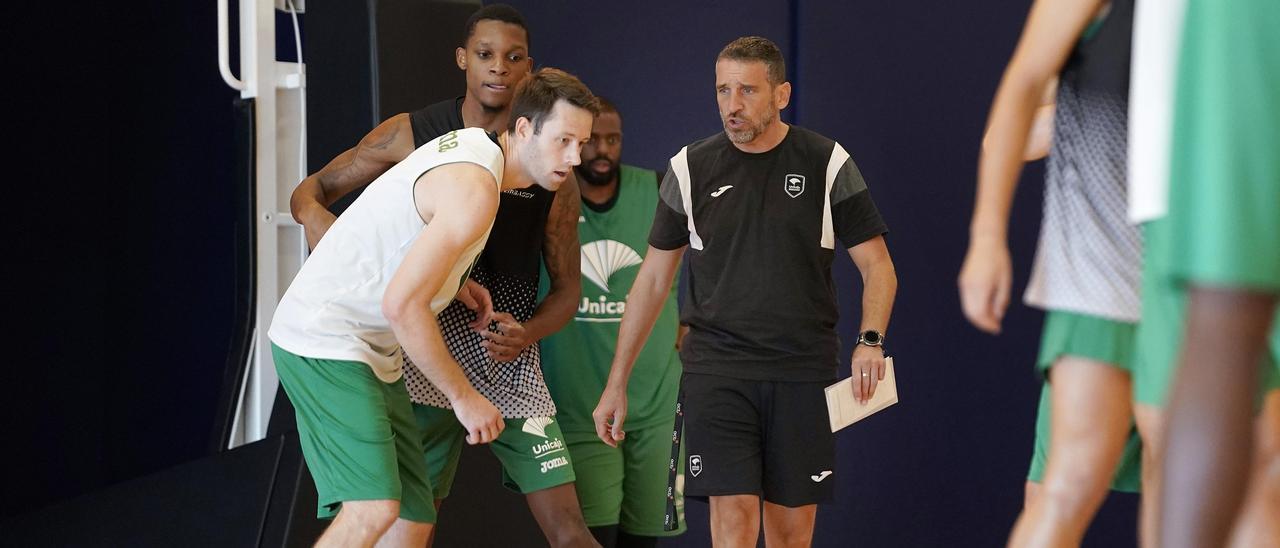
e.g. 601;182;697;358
825;357;898;432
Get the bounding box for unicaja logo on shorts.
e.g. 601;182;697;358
532;437;565;456
784;174;805;198
522;416;555;439
689;455;703;477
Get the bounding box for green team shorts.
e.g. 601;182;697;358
1027;311;1142;492
1133;219;1280;407
271;344;436;523
413;403;576;498
562;425;687;537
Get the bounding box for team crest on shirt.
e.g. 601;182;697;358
784;174;805;198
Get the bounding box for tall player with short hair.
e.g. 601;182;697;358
289;6;599;546
269;68;598;548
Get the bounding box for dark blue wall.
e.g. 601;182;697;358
5;1;1137;545
5;0;239;521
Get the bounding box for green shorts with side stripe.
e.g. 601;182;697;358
1028;311;1142;492
271;344;436;523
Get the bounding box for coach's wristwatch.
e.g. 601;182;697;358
857;330;885;348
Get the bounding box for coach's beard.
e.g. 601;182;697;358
723;107;778;144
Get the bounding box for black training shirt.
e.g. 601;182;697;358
649;126;888;381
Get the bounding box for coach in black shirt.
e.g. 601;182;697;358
593;36;898;546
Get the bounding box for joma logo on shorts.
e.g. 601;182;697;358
540;456;569;474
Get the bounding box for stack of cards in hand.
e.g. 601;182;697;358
824;357;898;432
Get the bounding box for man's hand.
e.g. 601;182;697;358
958;236;1013;334
592;385;628;447
451;390;504;445
455;278;495;331
850;343;887;405
480;312;533;362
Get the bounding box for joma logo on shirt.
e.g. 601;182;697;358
540;456;570;474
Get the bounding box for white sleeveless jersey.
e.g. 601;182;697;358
269;128;503;382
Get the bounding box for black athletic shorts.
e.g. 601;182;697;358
680;372;836;507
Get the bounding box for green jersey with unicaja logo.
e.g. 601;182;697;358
540;165;682;433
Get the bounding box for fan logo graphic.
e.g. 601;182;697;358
689;455;703;477
784;174;805;198
581;240;643;292
525;417;568;460
522;416;555;439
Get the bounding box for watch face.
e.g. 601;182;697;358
862;331;882;345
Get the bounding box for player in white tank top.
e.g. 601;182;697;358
266;67;598;546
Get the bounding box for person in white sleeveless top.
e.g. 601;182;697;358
267;68;599;548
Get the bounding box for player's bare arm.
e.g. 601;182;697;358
383;162;503;444
959;0;1103;333
593;245;685;446
529;170;583;340
848;235;897;403
984;76;1058;162
290;114;416;249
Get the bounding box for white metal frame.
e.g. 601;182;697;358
218;0;309;449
